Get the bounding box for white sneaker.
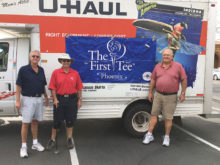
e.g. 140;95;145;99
20;147;28;158
31;142;45;152
162;136;170;147
143;134;154;144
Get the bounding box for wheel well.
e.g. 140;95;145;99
122;99;152;118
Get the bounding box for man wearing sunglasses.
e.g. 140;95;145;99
47;53;83;150
16;50;49;158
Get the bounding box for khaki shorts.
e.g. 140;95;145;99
151;91;177;120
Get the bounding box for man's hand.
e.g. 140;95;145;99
45;97;49;106
179;94;185;103
148;93;153;102
77;99;82;109
16;101;21;110
53;98;59;108
16;85;21;110
148;79;155;103
180;79;187;103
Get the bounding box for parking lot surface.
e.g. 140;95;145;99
0;116;220;165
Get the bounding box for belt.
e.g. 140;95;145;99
22;94;42;97
156;90;177;95
57;93;77;99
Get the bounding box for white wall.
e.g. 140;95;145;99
216;1;220;41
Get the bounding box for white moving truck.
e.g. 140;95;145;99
0;0;217;137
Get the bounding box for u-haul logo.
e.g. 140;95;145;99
0;0;137;19
39;0;127;16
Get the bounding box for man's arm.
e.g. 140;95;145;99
51;89;59;108
179;78;187;102
44;87;49;106
16;85;21;110
77;90;82;109
148;79;156;102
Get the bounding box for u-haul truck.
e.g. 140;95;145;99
0;0;216;137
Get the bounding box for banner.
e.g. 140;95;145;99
66;36;156;83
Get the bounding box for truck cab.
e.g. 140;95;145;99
0;24;37;116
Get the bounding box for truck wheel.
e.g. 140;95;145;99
123;103;151;137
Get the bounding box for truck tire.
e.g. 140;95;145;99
123;103;151;137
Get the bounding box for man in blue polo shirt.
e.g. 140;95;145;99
16;50;49;158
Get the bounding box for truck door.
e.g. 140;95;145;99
0;39;17;116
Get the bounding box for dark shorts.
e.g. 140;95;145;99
53;94;78;123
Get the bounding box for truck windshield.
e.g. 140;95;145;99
0;43;9;72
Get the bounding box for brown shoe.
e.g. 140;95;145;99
67;138;74;149
46;139;56;151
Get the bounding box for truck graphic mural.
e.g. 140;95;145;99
134;0;206;87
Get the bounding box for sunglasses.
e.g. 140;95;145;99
32;55;40;59
62;59;71;62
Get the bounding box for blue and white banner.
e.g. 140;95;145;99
66;36;156;83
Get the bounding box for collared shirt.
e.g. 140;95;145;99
16;64;47;96
151;61;187;93
49;67;83;95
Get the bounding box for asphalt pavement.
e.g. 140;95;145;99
74;118;220;165
0;120;72;165
0;116;220;165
